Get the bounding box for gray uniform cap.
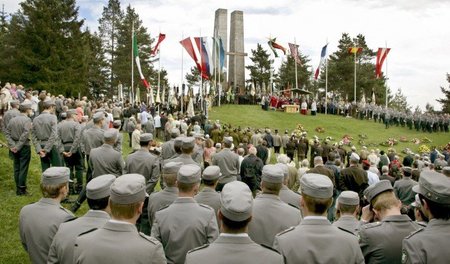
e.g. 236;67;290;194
42;167;71;185
93;111;104;122
110;174;148;204
299;173;333;199
87;174;116;199
10;100;19;106
19;102;32;110
163;161;183;174
350;152;360;162
413;170;450;204
43;99;56;107
223;136;233;145
276;163;289;179
337;191;360;206
171;128;180;137
220;181;253;221
181;137;195;149
113;120;121;126
140;133;153;142
104;128;118;141
177;164;201;183
67;109;77;116
363;180;393;203
262;164;284;183
442;166;450;177
202;165;221;180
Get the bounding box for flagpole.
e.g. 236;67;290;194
354;50;357;104
294;38;298;90
325;39;328;115
181;31;184;115
199;29;203;114
157;32;161;113
385;41;388;107
131;22;134;105
218;38;221;107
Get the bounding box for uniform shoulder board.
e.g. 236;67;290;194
60;206;74;215
187;244;209;254
361;221;382;230
156;204;171;212
337;227;356;236
77;228;97;237
287;203;300;209
64;217;78;223
276;226;295;236
260;244;281;254
138;232;159;245
404;227;424;239
199;203;214;211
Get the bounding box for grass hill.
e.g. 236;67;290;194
0;104;448;263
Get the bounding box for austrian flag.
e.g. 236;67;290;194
375;48;391;78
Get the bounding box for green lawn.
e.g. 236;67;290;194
0;105;448;263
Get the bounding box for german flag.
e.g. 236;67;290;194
348;47;363;54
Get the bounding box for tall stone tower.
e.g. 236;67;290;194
229;10;245;94
214;8;228;78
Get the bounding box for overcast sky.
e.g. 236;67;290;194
3;0;450;110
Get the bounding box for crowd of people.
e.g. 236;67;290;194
1;82;450;264
260;94;450;133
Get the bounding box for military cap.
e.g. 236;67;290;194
261;164;284;183
220;181;253;222
140;133;153;142
43;99;56;107
337;191;360;206
60;112;67;119
362;159;370;167
171;128;180;137
86;174;116;199
10;100;19;106
223;136;233;145
42;167;72;185
181;137;195;149
276;163;289;179
299;173;333;199
103;128;118;141
364;180;393;203
113;120;121;126
95;108;105;113
93;111;104;122
19;102;32;111
110;174;147;204
177;164;201;184
202;165;221;180
402;166;412;175
67;109;77;116
163;161;183;174
413;170;450;204
410;194;421;208
350;152;360;162
442;166;450;177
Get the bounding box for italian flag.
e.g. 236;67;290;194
133;33;149;89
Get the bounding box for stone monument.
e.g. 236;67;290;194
229;10;245;95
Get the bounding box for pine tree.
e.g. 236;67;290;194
2;0;89;95
98;0;123;92
436;73;450;113
246;44;272;90
276;52;312;91
185;66;201;88
86;30;108;98
0;4;8;37
389;88;411;112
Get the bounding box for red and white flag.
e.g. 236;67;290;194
180;37;210;79
288;43;301;65
375;48;391;78
151;33;166;56
314;44;328;80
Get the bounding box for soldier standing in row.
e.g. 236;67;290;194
194;165;222;220
151;164;218;264
273;173;364;263
31;99;62;171
333;191;361;234
89;129;123;178
48;174;114;264
19;167;75;264
74;174;166;264
2;100;20;132
185;181;284;264
5;102;33;195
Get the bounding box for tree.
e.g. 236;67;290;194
98;0;123;92
275;52;312;91
0;4;8;37
185;66;201;88
389;88;411;112
0;0;89;96
425;102;434;113
246;44;271;91
436;73;450;113
86;31;108;98
323;33;388;103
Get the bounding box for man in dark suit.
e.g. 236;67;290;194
340;153;369;202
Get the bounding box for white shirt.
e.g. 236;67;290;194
154;115;161;128
367;170;380;186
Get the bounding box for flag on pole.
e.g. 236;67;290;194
288;43;301;65
268;38;287;57
133;33;150;89
151;33;166;56
348;47;363;54
314;44;328;80
213;37;226;71
375;48;391;78
180;37;211;79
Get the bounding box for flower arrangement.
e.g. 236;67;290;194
399;136;408;142
315;127;325;133
418;145;430;154
411;138;421;145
